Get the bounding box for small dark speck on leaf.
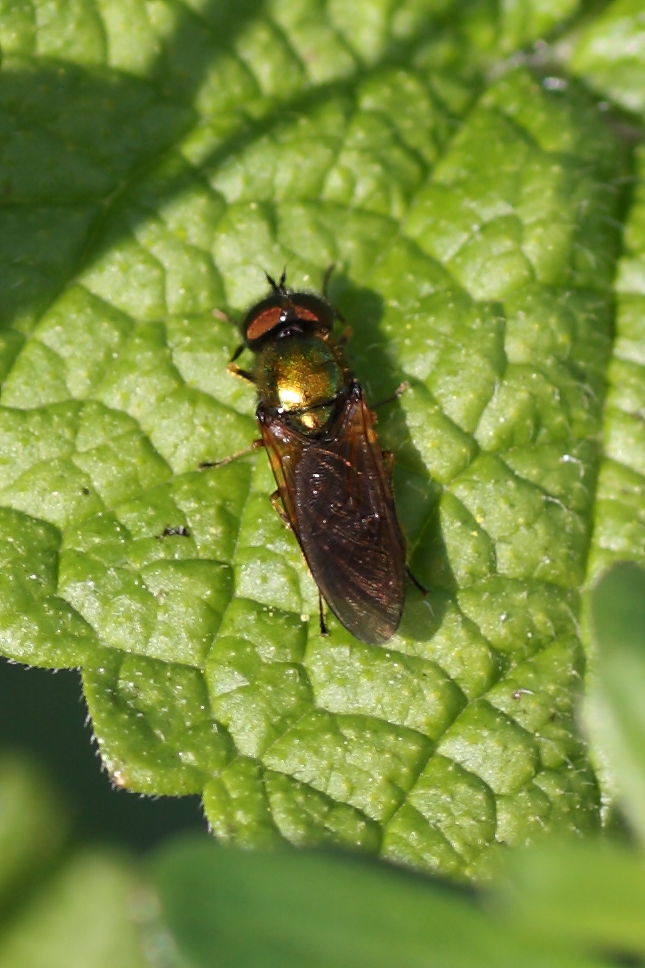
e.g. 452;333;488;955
156;526;191;539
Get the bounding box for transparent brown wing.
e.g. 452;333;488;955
258;383;406;644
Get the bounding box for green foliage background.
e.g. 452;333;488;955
0;0;644;962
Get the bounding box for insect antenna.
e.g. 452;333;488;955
265;267;289;294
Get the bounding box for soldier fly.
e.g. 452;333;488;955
207;271;409;645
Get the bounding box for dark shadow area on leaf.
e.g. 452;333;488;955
0;660;204;848
0;0;269;331
0;64;189;330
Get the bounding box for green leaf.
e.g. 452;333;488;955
0;0;642;876
152;838;615;968
585;140;645;583
580;121;645;820
0;753;149;968
0;850;150;968
493;840;645;960
570;0;645;117
0;755;68;907
584;563;645;842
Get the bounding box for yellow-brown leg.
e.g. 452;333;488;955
199;439;264;469
227;361;255;383
270;490;291;528
373;381;409;408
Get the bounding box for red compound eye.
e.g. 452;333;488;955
290;295;333;331
292;303;320;322
245;304;283;341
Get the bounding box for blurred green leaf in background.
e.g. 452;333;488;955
0;0;644;962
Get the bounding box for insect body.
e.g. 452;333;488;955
230;272;407;645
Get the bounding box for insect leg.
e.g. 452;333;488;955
318;592;328;636
407;567;428;596
212;305;251;373
267;490;328;635
269;490;291;528
372;381;409;409
199;439;264;469
321;264;351;326
321;263;336;297
227;361;256;383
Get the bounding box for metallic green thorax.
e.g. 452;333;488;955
254;334;347;434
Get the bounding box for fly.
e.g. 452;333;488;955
204;271;413;645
